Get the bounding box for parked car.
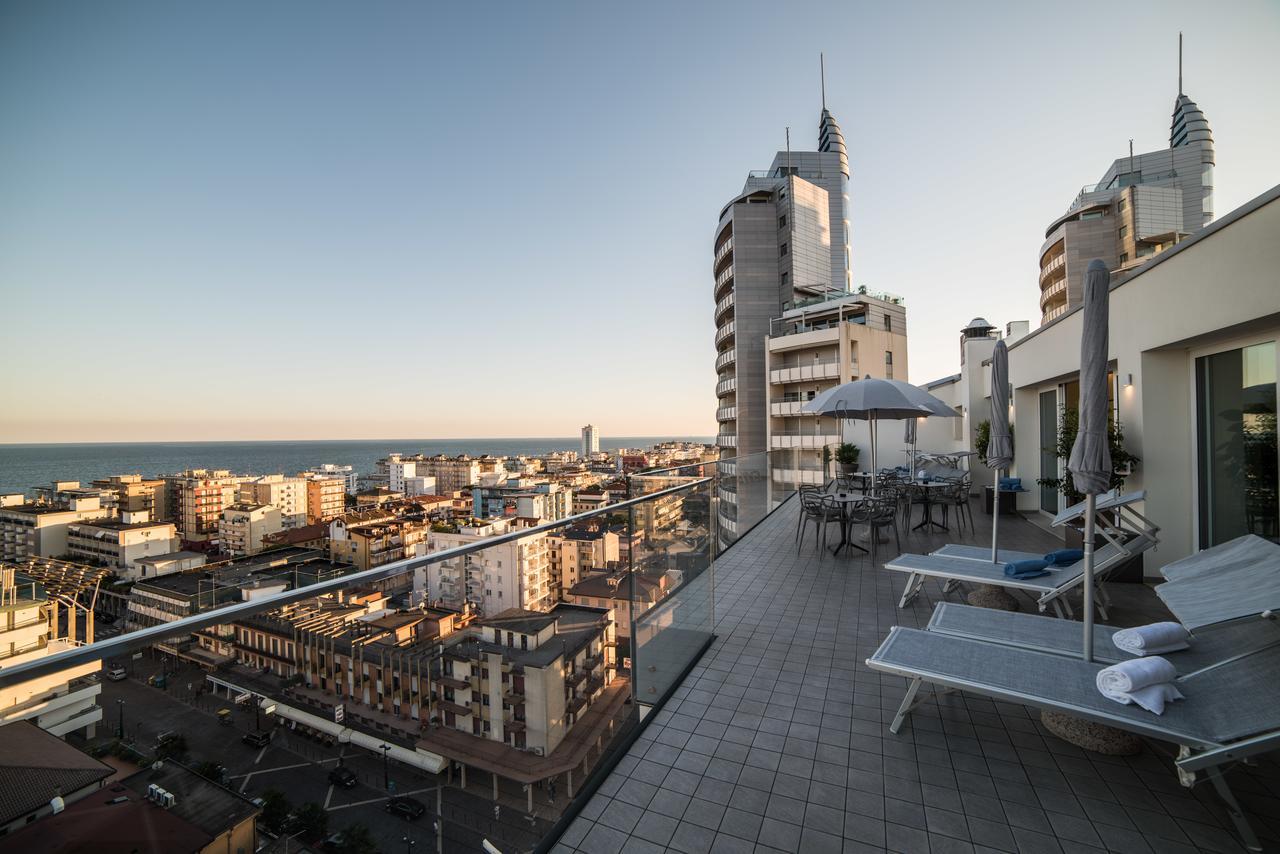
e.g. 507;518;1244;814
384;796;426;820
328;766;357;789
242;730;272;747
106;664;127;682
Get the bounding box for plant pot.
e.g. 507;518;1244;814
838;462;860;475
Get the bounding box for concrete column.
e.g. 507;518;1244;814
567;770;574;798
460;764;466;789
492;774;498;800
526;784;533;813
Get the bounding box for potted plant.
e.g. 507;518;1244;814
1037;406;1141;578
835;443;860;474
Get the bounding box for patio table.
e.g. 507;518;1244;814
909;481;955;532
826;491;869;555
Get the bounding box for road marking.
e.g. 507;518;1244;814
323;784;335;810
239;772;253;793
254;745;268;766
229;761;312;781
324;786;435;812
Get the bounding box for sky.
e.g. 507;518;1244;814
2;1;1278;444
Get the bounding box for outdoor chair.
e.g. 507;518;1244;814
867;624;1280;852
939;479;974;533
862;494;901;560
797;492;843;553
794;485;824;542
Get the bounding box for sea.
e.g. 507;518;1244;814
0;437;712;497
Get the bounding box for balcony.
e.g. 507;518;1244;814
714;319;736;346
770;360;840;384
770;399;806;417
715;377;737;398
715;433;737;448
715;405;737;423
714;347;736;372
769;431;839;449
714;290;735;322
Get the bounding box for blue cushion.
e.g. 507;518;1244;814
1043;548;1084;566
1004;558;1051;579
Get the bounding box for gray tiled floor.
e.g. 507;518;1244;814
551;498;1280;853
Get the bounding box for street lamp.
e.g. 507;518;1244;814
380;743;391;791
116;699;125;739
402;834;415;854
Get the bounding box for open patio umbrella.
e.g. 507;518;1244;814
987;340;1013;562
1068;260;1112;662
804;377;958;494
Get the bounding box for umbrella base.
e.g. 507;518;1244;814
1041;710;1142;756
966;585;1019;611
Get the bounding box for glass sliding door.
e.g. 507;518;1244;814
1039;390;1059;513
1196;341;1279;546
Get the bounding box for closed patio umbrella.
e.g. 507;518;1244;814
804;377;958;495
1068;260;1113;661
904;416;918;480
987;340;1013;562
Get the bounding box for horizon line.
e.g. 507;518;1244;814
0;433;715;448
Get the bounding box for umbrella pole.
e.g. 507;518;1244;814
870;417;878;496
991;468;1000;563
1082;493;1096;662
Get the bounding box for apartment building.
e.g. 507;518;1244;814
472;479;573;521
163;470;249;544
0;566;103;738
422;518;554;616
90;475;169;521
765;290;908;486
65;511;180;570
375;454;482;496
564;571;665;642
1038;86;1215;323
0;495;113;561
303;473;347;523
436;604;615;754
0;721;115;835
547;523;620;593
237;474;307;530
218;504;282;557
328;511;429;576
304;463;359;494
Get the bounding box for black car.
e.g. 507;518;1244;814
328;766;358;789
384;796;426;820
242;730;272;748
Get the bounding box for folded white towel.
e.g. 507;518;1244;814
1096;657;1184;714
1112;622;1190;657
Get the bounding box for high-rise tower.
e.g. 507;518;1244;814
1038;38;1215;324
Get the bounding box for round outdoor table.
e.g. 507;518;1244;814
826;492;868;555
910;481;956;532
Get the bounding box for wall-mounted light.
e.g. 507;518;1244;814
1124;373;1133;387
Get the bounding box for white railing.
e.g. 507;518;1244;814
714;348;736;371
714;236;734;266
715;406;737;422
715;434;738;448
715;291;735;320
715;377;737;397
769;362;840;384
769;433;840;449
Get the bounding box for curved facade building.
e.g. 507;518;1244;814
1038;88;1214;324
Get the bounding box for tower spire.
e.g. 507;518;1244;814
1178;32;1183;95
820;53;827;111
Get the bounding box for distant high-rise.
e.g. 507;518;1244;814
581;424;600;457
1039;41;1215;324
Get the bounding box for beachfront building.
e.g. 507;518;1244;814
65;512;180;570
238;474;308;530
581;424;600;457
0;495;114;561
303;463;359;495
163;470;250;545
90;475;170;521
303;473;347;523
422;518;554;616
217;504;282;557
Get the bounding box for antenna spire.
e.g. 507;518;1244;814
820;53;827;111
1178;32;1183;94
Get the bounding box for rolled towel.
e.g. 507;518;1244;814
1096;657;1185;714
1113;622;1191;657
1042;548;1084;567
1004;558;1050;579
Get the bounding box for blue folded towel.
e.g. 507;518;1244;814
999;477;1027;492
1005;558;1051;579
1043;549;1084;566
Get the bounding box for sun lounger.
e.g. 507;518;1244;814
867;627;1280;850
888;537;1153;617
924;601;1280;674
1155;534;1280;630
888;490;1158;616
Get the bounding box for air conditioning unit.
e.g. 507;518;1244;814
147;784;160;802
161;792;176;809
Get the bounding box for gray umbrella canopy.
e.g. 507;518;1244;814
1068;260;1113;660
986;340;1013;562
804;378;957;493
986;341;1013;470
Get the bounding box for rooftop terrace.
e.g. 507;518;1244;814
551;496;1280;854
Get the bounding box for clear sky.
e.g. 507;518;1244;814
2;0;1278;443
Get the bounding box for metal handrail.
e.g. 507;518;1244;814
0;477;710;689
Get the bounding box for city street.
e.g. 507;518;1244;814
87;655;557;853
